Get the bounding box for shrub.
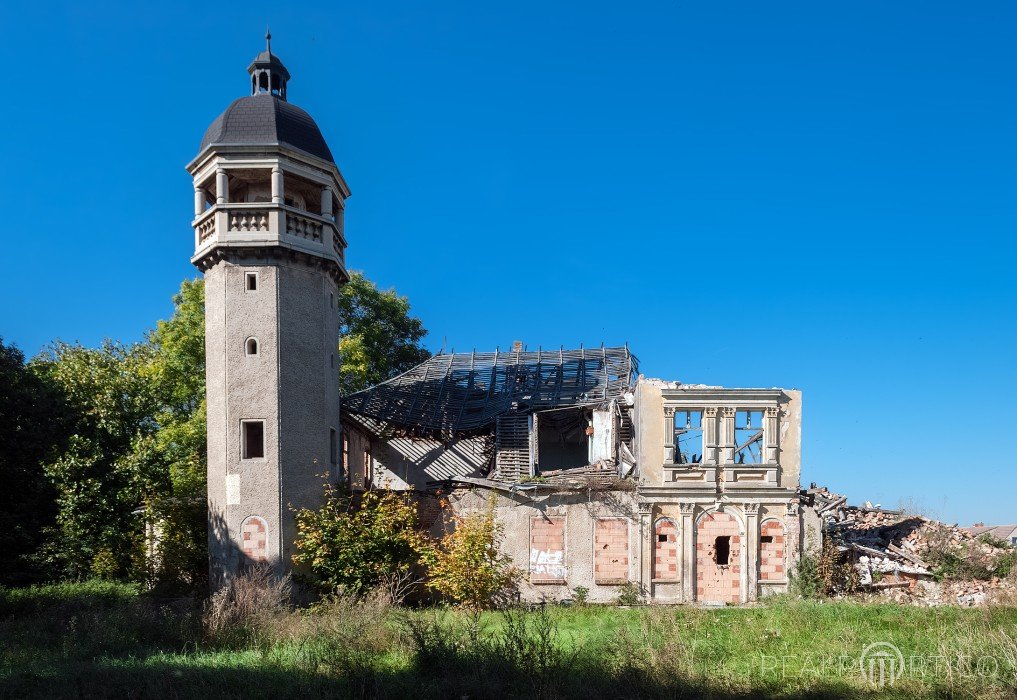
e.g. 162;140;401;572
292;484;427;596
420;500;520;609
790;551;823;599
571;585;590;606
615;581;641;606
817;537;858;595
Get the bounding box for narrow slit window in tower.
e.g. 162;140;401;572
245;338;259;356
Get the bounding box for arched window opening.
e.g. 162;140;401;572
245;338;259;356
240;516;268;562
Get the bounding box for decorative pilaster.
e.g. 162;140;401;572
785;499;803;565
743;503;759;603
764;406;779;463
720;407;736;464
679;502;696;602
663;407;675;464
637;502;653;594
703;407;718;464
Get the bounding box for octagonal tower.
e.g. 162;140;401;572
186;33;349;586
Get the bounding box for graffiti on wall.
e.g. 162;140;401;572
530;548;567;580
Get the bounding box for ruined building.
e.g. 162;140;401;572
342;349;806;604
191;41;810;603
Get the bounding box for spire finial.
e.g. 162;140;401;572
265;27;272;53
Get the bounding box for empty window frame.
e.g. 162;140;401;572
734;410;764;464
245;271;258;291
341;430;350;486
363;446;373;489
536;408;590;471
241;420;265;459
674;410;703;464
245;337;259;356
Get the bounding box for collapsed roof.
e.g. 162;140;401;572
342;345;637;434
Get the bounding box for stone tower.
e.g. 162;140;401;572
187;34;349;586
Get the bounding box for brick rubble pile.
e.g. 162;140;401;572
803;485;1016;606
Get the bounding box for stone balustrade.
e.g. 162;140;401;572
192;203;344;265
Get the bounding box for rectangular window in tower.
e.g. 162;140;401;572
245;272;258;292
241;420;265;459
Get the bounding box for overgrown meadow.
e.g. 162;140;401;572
3;578;1017;699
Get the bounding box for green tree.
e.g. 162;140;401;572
292;484;427;595
136;279;208;591
337;271;430;394
34;340;156;579
0;339;69;584
33;279;208;586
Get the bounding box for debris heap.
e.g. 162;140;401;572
802;485;1017;606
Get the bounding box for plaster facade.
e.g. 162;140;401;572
191;43;348;587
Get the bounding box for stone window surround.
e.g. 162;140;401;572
661;389;783;467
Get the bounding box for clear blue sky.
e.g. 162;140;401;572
1;1;1014;525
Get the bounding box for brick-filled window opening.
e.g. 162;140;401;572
714;536;731;566
734;410;764;464
653;518;679;580
595;518;630;585
674;410;703;463
241;420;265;459
759;520;786;581
240;516;268;562
245;272;258;291
530;517;567;584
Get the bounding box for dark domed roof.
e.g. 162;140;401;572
199;93;334;163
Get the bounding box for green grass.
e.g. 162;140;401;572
2;582;1017;698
